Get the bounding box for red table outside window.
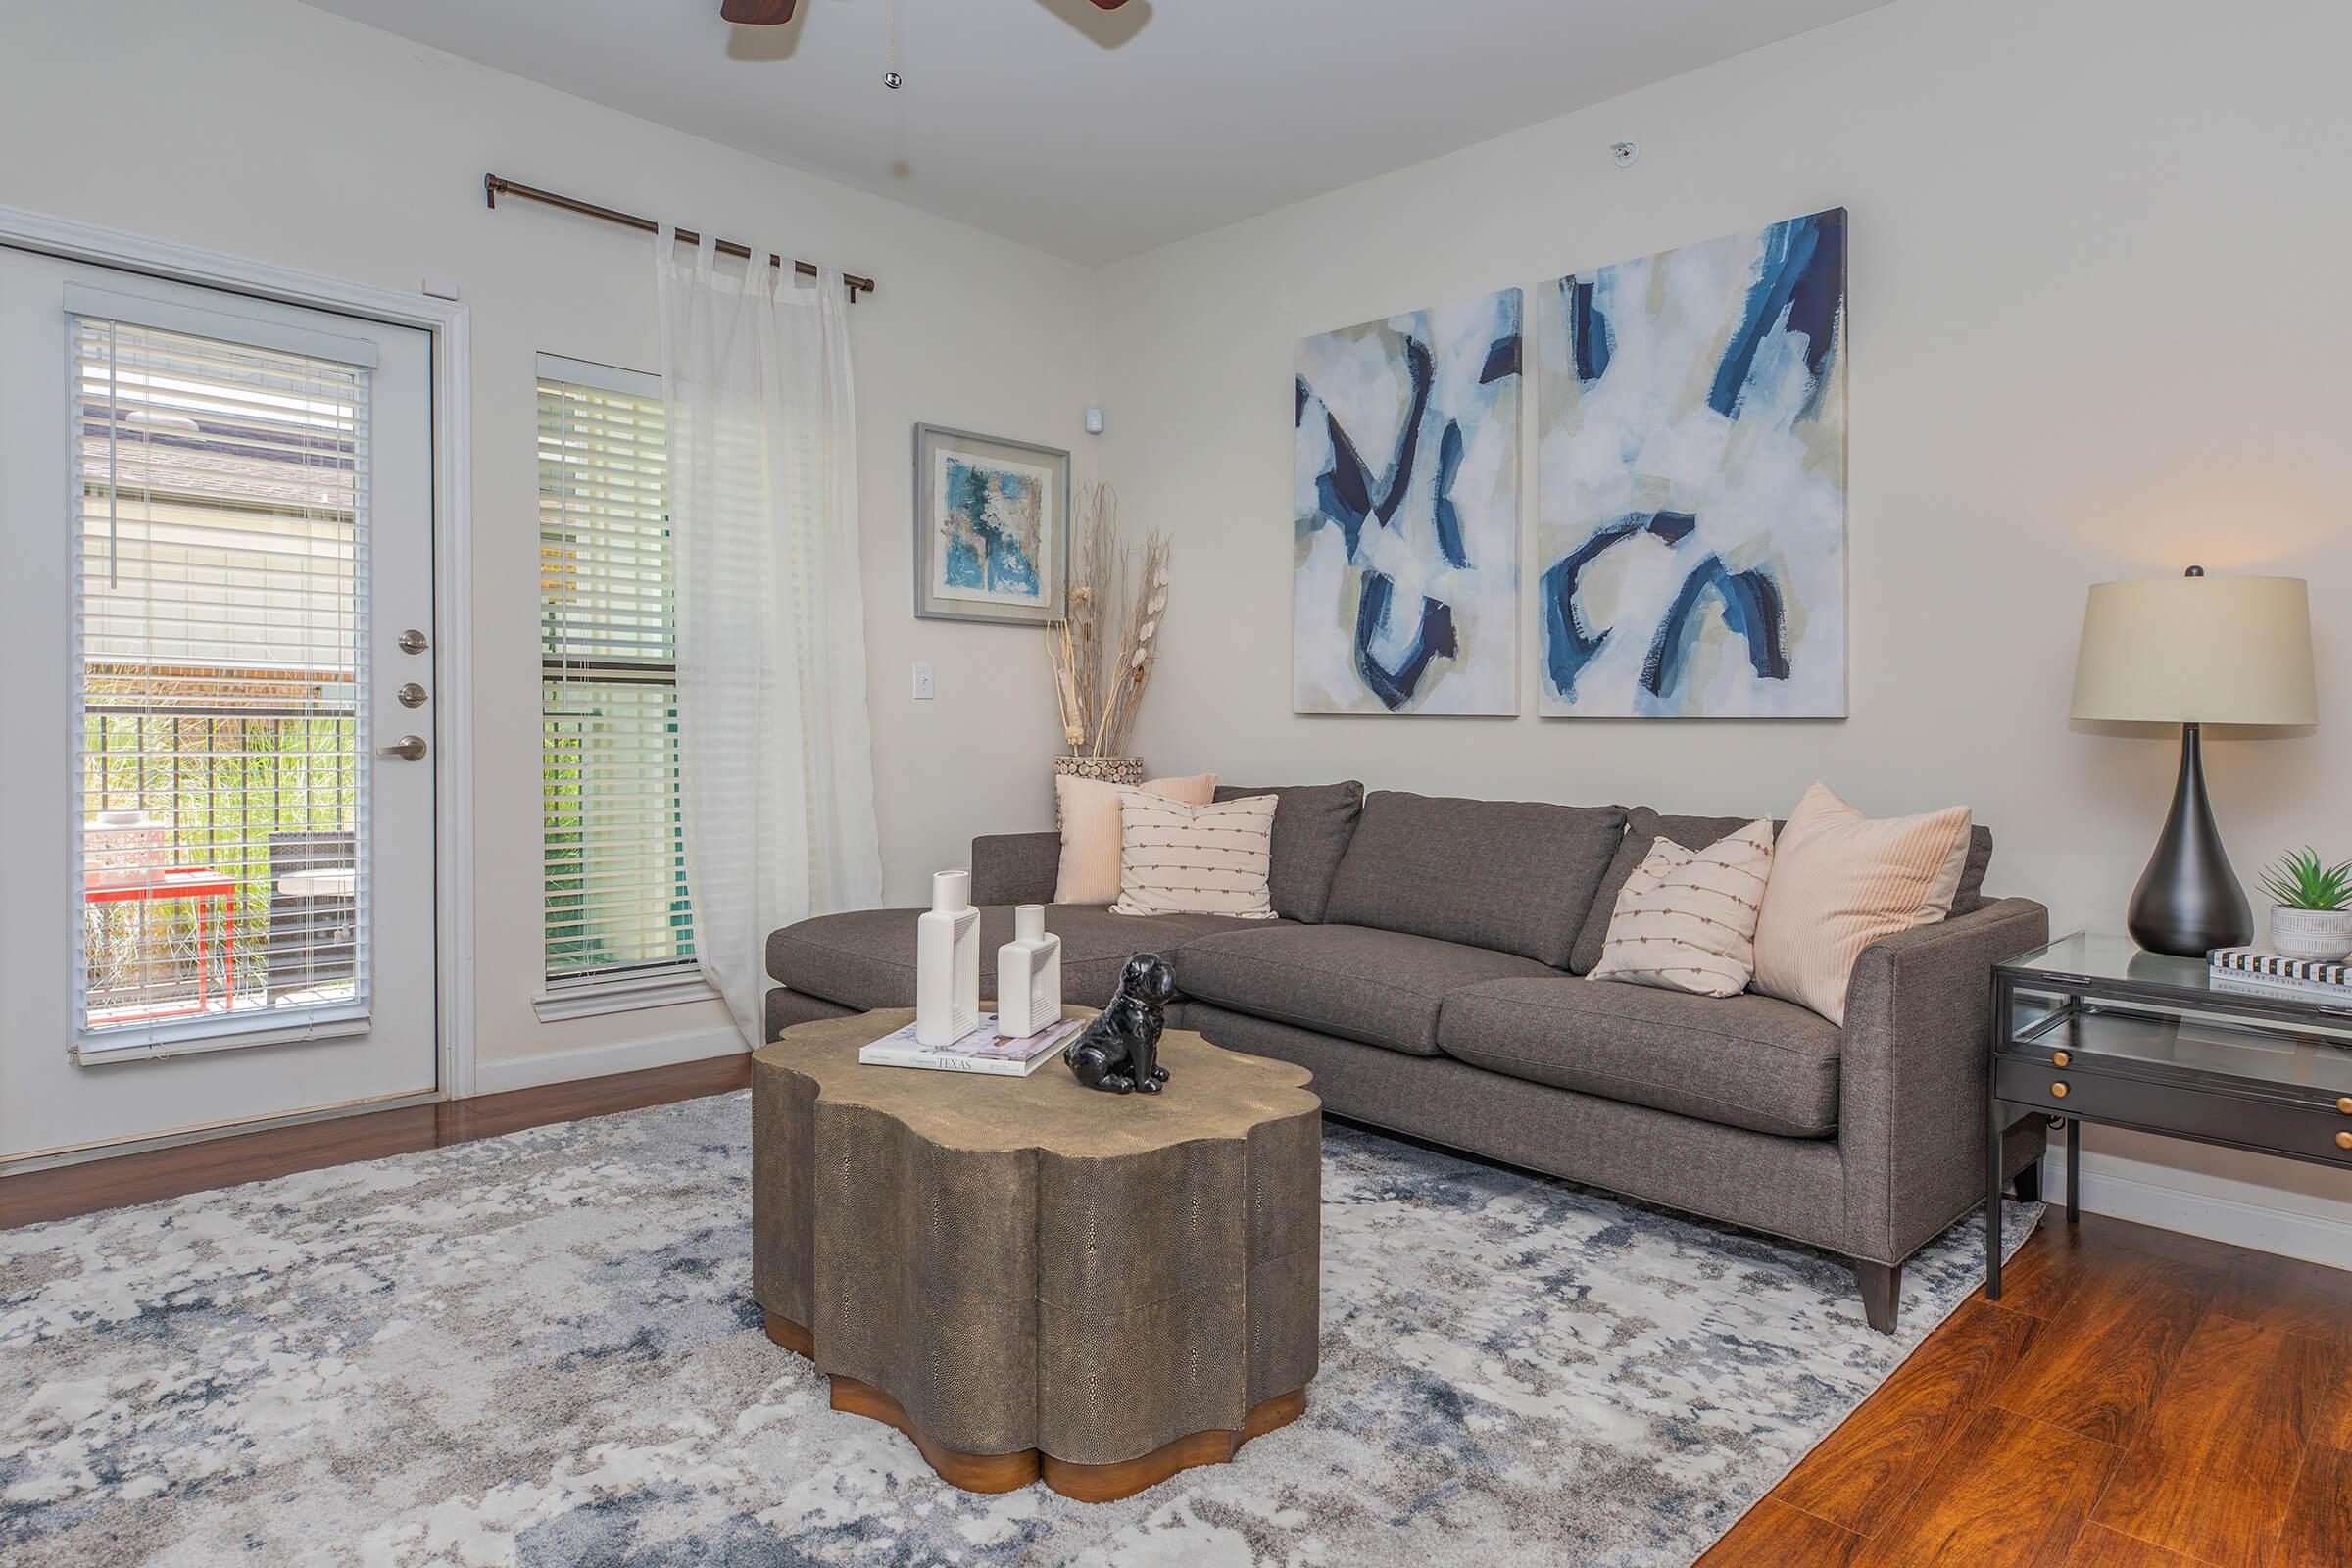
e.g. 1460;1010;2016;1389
83;866;240;1018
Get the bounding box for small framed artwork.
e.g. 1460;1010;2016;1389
912;423;1071;626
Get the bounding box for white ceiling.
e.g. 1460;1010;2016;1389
302;0;1891;263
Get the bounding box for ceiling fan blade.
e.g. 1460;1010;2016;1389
720;0;798;24
1087;0;1134;8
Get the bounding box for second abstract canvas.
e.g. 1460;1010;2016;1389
1536;209;1848;717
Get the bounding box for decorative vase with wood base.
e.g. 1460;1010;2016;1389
1053;754;1143;786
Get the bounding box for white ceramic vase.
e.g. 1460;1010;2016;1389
2267;905;2352;962
915;869;981;1046
996;904;1063;1039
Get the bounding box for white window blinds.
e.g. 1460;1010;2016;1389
72;308;373;1054
538;357;696;987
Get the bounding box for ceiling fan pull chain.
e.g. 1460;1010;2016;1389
883;0;902;90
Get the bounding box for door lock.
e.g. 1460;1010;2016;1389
397;628;429;655
397;682;428;708
376;735;428;761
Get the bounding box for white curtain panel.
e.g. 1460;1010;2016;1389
655;229;881;1044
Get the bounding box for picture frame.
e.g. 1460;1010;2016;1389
911;423;1071;626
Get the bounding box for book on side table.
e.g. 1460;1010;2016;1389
2209;946;2352;1004
859;1014;1085;1076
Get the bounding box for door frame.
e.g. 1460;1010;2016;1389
0;202;479;1101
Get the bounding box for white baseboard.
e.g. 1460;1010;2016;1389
2053;1160;2352;1271
471;1025;747;1097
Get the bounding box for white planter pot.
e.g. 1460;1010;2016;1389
2268;905;2352;962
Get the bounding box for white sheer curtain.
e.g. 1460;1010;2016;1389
655;228;881;1045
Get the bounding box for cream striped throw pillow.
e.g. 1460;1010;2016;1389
1590;819;1776;998
1111;792;1278;919
1750;781;1973;1025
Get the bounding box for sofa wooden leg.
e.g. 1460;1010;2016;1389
1854;1259;1902;1334
2012;1158;2042;1204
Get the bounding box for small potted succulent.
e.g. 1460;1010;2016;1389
2258;848;2352;961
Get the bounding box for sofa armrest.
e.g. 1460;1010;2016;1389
971;831;1059;906
1838;896;2050;1265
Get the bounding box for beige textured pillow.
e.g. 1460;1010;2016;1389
1590;819;1776;998
1111;793;1278;919
1054;771;1216;905
1751;782;1973;1024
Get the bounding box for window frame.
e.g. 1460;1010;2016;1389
531;353;711;1020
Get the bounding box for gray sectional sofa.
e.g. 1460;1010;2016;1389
765;782;2049;1331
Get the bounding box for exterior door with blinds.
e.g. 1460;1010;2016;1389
0;249;437;1160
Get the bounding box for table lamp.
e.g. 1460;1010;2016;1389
2070;567;2317;956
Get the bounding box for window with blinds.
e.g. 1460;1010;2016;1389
538;357;696;991
72;304;372;1051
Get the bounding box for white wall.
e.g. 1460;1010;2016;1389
0;0;1093;1100
1094;0;2352;1261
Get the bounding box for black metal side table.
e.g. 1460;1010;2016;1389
1987;932;2352;1298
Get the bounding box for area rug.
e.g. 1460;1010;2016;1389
1;1094;2038;1567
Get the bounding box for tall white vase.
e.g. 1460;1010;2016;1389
915;870;980;1046
996;904;1063;1038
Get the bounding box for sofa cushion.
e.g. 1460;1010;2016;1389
1322;792;1625;966
1952;824;1996;915
1175;923;1556;1056
1213;780;1363;923
768;904;1278;1011
1569;807;1998;973
1437;976;1843;1138
1113;791;1278;919
1054;771;1217;904
1571;809;1754;975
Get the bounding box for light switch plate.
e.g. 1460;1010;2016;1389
912;661;935;700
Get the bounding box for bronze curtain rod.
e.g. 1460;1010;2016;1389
482;173;876;300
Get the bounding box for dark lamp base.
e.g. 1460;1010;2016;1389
2126;723;2253;958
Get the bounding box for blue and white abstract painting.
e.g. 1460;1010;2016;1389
1295;288;1522;714
931;449;1054;609
1537;209;1847;717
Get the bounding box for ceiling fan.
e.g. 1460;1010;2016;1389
721;0;1131;20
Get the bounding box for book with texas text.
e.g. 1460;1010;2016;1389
858;1013;1086;1076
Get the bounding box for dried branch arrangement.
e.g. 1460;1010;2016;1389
1048;484;1169;759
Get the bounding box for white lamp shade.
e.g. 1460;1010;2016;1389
2071;574;2317;726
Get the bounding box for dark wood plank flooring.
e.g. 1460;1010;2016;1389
3;1062;2344;1566
0;1054;752;1229
1710;1198;2352;1567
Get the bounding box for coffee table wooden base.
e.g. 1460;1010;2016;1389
763;1310;1305;1503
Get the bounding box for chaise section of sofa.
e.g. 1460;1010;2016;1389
761;783;2047;1331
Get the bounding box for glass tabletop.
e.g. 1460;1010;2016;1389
2001;932;2352;1098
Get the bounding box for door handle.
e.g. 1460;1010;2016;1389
376;735;428;761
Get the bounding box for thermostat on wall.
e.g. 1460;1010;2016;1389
1085;407;1104;435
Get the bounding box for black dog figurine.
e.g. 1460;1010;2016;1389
1063;954;1176;1094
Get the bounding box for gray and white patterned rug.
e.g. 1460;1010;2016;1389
1;1094;2036;1567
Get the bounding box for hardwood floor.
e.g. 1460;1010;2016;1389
3;1069;2345;1566
0;1054;752;1229
1708;1201;2352;1568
